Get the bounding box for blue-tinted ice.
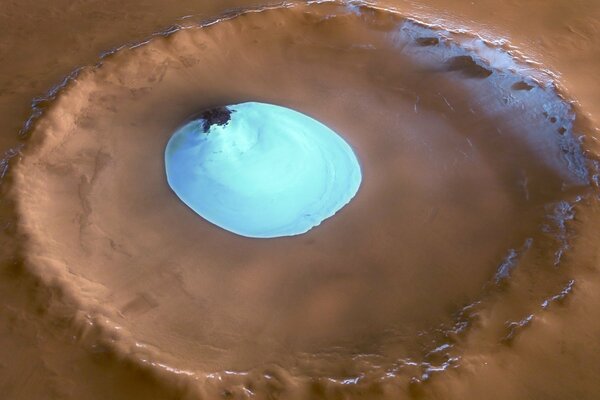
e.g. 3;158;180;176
165;102;362;238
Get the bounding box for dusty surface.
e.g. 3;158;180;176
1;1;600;399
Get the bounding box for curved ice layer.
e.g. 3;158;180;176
165;103;362;238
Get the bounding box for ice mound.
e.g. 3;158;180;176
165;102;362;238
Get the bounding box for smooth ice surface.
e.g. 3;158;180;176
165;102;362;238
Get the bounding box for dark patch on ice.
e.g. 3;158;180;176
511;81;534;91
445;55;493;78
415;37;439;46
199;107;233;133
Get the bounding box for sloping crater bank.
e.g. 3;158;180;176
8;1;599;398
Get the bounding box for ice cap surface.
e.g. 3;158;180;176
165;102;362;238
